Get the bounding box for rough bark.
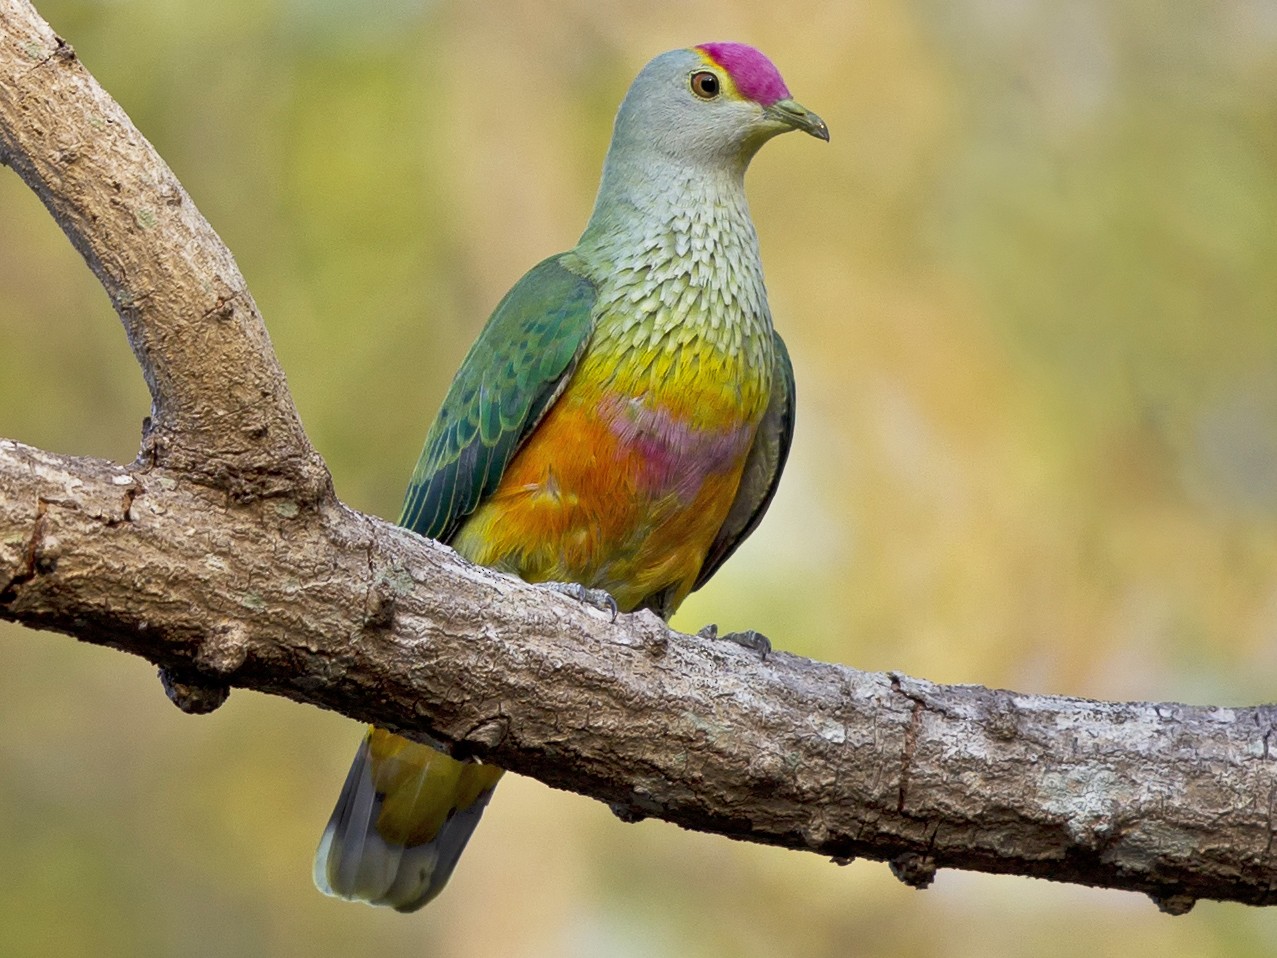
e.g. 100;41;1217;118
0;0;328;501
1;0;1274;916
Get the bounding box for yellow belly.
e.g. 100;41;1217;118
451;380;760;615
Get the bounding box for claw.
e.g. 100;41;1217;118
697;623;771;658
542;581;619;621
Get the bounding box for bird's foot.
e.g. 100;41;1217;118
542;581;619;622
697;623;771;658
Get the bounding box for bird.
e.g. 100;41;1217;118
313;40;827;913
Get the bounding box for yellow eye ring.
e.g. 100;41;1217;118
690;71;721;99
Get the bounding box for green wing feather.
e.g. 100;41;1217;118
693;330;796;591
398;255;597;543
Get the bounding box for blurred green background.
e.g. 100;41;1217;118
3;0;1277;955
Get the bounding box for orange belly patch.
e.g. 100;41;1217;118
450;383;759;614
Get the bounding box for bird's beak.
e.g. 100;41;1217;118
764;98;830;141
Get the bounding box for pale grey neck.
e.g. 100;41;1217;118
571;142;773;366
576;144;759;279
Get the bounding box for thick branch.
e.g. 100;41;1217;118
1;439;1276;913
0;0;328;500
2;0;1276;918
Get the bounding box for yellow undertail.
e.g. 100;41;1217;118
314;727;504;912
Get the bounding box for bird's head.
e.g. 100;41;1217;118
611;42;829;171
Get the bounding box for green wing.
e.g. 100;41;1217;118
693;330;796;591
398;255;597;543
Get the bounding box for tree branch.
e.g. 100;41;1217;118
1;0;1274;916
0;0;328;501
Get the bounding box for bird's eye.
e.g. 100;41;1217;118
690;71;721;99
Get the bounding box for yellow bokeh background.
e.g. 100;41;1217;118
2;0;1276;955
